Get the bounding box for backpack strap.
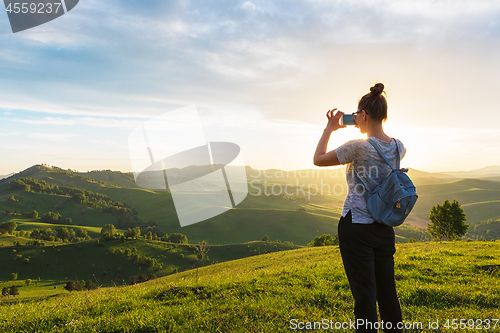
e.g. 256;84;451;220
352;168;371;199
367;137;400;170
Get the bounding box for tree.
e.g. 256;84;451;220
30;210;38;219
72;193;87;204
1;287;9;297
9;286;19;296
76;229;88;239
427;199;469;241
308;234;339;247
10;273;17;281
1;221;17;234
145;231;152;240
41;212;62;224
56;227;71;241
167;233;188;244
101;224;117;240
262;235;270;242
124;227;140;239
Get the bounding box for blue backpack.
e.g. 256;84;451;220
354;138;418;227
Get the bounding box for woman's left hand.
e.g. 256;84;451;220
325;108;346;132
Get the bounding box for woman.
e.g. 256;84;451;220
313;83;405;333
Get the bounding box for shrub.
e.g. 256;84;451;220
10;273;17;281
308;234;339;247
167;233;188;244
101;224;117;240
85;280;97;290
64;281;76;292
9;286;19;296
41;212;62;224
0;221;17;234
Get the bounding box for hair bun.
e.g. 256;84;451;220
370;83;384;96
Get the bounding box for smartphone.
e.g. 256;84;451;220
342;114;356;126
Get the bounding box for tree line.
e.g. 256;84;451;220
9;177;150;230
100;224;188;244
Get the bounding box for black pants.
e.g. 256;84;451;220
338;210;403;333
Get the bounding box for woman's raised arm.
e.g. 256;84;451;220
313;109;345;166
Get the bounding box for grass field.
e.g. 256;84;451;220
0;238;301;301
0;240;498;332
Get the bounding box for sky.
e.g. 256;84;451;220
0;0;499;175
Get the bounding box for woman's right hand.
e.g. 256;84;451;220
325;108;346;132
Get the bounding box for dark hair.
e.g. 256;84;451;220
358;83;387;122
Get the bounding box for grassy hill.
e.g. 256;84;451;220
0;240;498;332
0;165;343;245
2;164;500;245
406;178;500;229
0;238;300;299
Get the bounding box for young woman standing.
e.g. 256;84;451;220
313;83;405;333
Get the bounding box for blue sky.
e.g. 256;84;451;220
0;0;499;174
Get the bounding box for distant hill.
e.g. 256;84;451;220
0;165;341;245
0;172;15;180
1;164;500;244
440;165;500;179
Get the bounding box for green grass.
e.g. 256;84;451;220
0;241;498;332
0;239;301;300
0;190;113;228
0;234;64;247
12;220;105;237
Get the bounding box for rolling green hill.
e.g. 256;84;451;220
0;165;342;245
0;238;300;300
1;164;500;245
406;178;500;229
0;240;498;332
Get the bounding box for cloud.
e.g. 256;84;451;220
0;0;498;122
28;133;78;142
242;1;256;11
3;116;141;128
0;0;499;173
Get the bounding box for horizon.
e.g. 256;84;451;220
2;162;500;178
1;1;499;175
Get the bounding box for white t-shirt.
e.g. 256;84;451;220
335;137;406;224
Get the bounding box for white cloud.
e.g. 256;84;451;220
28;133;78;142
242;1;256;11
4;116;141;128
